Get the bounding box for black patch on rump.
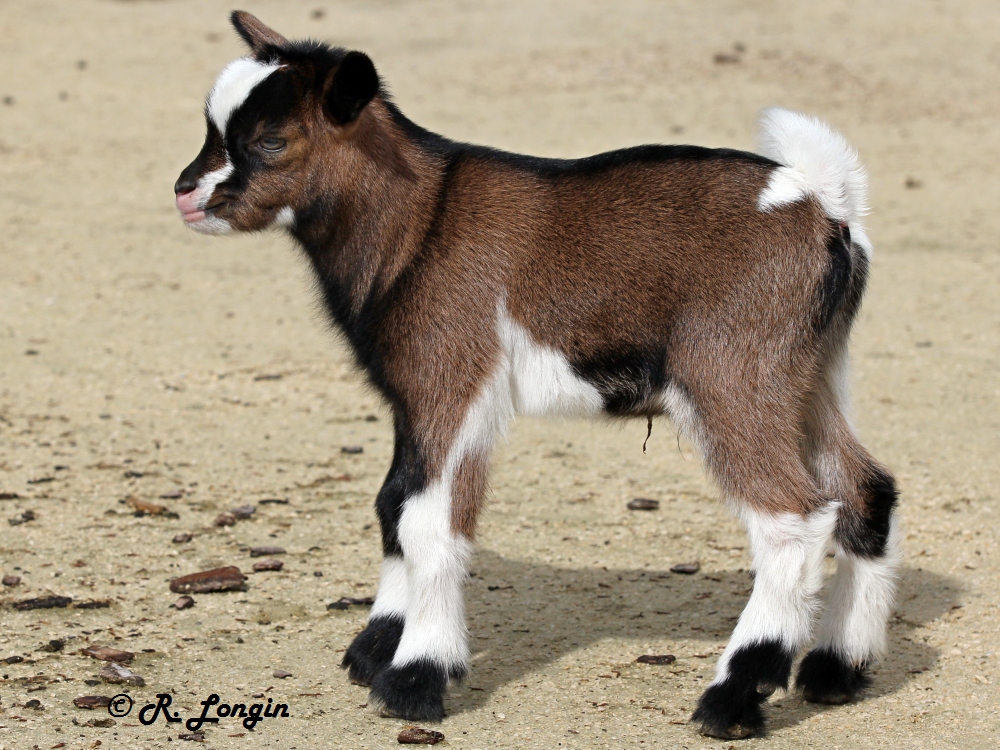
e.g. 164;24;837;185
816;220;853;332
370;659;460;722
571;346;669;415
836;467;898;558
341;613;405;687
796;647;870;704
691;640;795;738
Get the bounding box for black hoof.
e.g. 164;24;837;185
691;640;794;739
370;660;454;722
341;615;404;687
796;648;870;705
692;682;768;739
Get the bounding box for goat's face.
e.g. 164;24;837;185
174;11;379;235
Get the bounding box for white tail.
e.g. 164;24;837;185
755;107;871;256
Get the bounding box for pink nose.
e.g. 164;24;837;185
175;190;205;223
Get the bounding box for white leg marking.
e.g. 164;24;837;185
712;505;839;685
369;555;408;620
813;515;900;665
208;57;281;135
392;368;513;671
498;303;603;416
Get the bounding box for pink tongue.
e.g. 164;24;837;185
175;190;200;216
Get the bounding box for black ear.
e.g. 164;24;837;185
231;10;289;57
325;52;380;124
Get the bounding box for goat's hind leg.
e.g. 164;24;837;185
693;500;837;738
797;382;899;704
687;394;836;738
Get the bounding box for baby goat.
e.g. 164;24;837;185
174;12;899;739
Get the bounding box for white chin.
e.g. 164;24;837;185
185;216;233;235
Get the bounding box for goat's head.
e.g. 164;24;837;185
174;11;381;234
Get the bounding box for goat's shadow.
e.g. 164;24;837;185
442;550;958;728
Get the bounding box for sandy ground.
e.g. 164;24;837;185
1;1;998;748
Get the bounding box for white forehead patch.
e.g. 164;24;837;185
207;57;280;135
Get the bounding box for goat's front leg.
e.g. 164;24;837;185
368;445;490;721
341;428;417;686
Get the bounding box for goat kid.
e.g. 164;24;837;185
174;12;899;739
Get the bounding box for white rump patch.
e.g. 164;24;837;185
208;57;281;135
497;305;604;417
755;107;872;258
757;166;811;212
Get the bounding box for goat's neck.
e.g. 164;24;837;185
291;106;444;332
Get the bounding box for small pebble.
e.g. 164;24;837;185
327;596;375;610
73;695;112;709
636;654;676;665
214;512;237;527
24;698;43;710
398;727;445;745
85;717;115;727
253;559;283;572
126;496;170;516
627;498;659;511
170;566;247;594
74;599;111;609
13;595;72;610
9;509;37;525
4;655;24;664
160;489;184;499
341;445;364;454
670;561;700;575
99;663;144;686
81;646;134;664
273;669;293;679
173;532;193;544
39;639;64;652
174;595;195;610
230;504;256;519
178;733;205;741
250;545;286;557
2;574;21;586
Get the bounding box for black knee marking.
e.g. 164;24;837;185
375;426;426;556
797;647;870;704
370;659;462;722
692;640;794;739
837;467;897;558
341;615;404;687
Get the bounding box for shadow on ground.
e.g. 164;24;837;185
429;550;959;723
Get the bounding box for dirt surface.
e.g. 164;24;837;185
1;1;998;748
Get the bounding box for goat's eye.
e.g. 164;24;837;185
259;137;286;152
